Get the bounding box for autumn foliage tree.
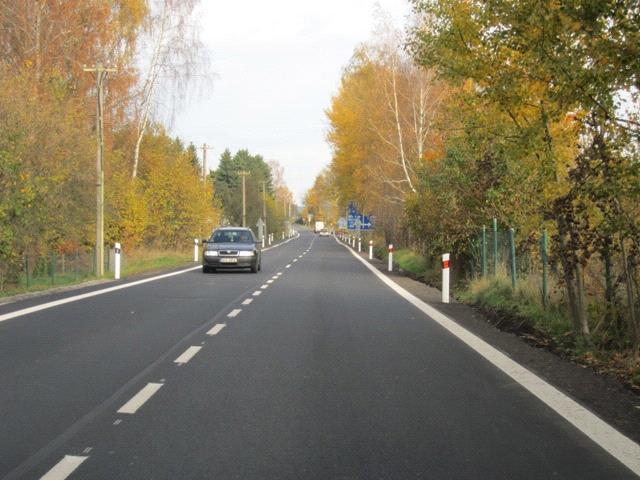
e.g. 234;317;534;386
0;1;219;287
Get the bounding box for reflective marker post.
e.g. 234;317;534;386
194;239;199;262
114;242;121;280
369;240;373;260
442;253;450;303
358;238;361;253
388;244;394;272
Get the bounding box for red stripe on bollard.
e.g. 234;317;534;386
442;260;450;269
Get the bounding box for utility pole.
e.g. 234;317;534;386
261;181;267;240
201;143;214;182
84;64;116;277
238;170;250;227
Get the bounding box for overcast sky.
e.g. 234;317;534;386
172;0;411;203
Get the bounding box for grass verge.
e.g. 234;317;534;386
121;248;192;277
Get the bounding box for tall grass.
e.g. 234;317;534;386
460;273;571;339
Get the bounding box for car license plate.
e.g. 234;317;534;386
220;257;238;264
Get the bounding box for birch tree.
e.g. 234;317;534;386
131;0;210;179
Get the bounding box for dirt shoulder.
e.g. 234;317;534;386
357;250;640;444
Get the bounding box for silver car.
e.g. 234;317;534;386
202;227;262;273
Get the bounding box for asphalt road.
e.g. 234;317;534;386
0;230;637;479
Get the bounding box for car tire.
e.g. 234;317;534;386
250;263;258;273
202;266;209;273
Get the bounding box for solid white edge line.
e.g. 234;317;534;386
242;298;253;305
0;266;200;324
1;231;304;324
206;323;226;336
174;346;202;364
227;309;242;318
337;238;640;476
40;455;88;480
117;382;163;414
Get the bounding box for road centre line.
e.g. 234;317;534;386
227;309;242;318
285;265;291;269
266;280;274;284
40;455;88;480
241;298;253;305
337;238;640;476
271;276;278;280
260;284;269;289
117;383;163;415
206;323;226;336
174;346;202;365
277;272;283;275
293;259;298;263
253;291;262;296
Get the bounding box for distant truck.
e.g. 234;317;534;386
314;221;325;233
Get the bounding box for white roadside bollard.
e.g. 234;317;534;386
282;232;285;240
358;237;361;253
442;253;450;304
388;244;394;272
114;242;121;280
194;238;199;262
262;237;265;248
269;234;272;245
369;240;373;260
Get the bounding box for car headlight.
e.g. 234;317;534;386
238;250;255;257
204;250;219;257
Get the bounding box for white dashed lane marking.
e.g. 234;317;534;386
40;455;88;480
266;280;274;284
242;298;253;305
206;323;226;336
260;284;269;290
286;265;291;269
253;291;262;296
117;383;163;414
227;309;242;318
174;346;202;364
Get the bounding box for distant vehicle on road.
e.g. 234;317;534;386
314;221;325;233
202;227;261;273
319;229;330;237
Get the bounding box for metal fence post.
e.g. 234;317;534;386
25;255;30;288
509;228;516;289
75;250;79;281
492;218;498;275
51;251;56;286
541;230;549;308
481;225;487;278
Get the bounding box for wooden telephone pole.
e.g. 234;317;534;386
261;181;267;240
201;143;214;182
84;64;116;277
238;171;250;227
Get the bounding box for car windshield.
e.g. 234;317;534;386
211;230;253;244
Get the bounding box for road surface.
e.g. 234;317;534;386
0;230;637;479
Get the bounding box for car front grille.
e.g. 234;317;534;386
219;250;239;256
